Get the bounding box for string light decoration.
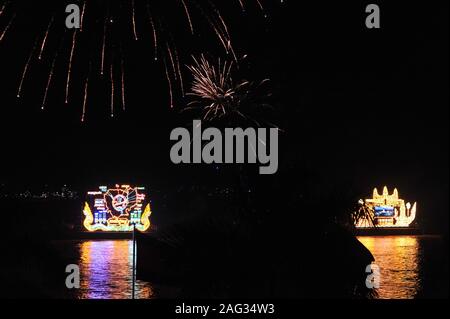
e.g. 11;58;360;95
356;187;417;228
83;185;152;232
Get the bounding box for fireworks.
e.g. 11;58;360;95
0;0;281;121
185;54;273;126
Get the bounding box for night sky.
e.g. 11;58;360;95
0;1;448;233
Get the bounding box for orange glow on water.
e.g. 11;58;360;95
358;236;421;299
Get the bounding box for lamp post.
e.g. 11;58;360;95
132;223;136;299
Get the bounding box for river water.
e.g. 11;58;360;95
358;236;448;299
72;240;154;299
57;236;447;299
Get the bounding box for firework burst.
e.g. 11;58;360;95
185;54;274;127
0;0;281;121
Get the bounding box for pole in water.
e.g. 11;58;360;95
132;223;136;299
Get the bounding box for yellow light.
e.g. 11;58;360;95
356;187;417;229
136;204;152;232
83;202;152;232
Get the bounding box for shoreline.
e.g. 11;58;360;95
356;227;423;236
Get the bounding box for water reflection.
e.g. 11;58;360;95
77;240;154;299
358;236;421;299
62;236;442;299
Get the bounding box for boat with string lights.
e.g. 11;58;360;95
80;184;153;239
356;187;420;235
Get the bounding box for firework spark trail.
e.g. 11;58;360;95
173;45;185;96
237;0;245;11
207;1;237;60
208;0;231;40
166;43;177;81
4;0;275;119
65;30;78;104
0;1;9;17
121;56;126;111
81;71;89;122
165;38;185;97
208;18;228;53
131;0;138;40
0;12;15;42
255;0;265;13
42;42;61;110
146;5;158;61
80;0;87;32
192;2;234;58
17;37;39;98
163;57;174;108
100;19;108;76
38;16;54;60
110;62;115;117
180;0;194;34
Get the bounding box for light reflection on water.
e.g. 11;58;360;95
77;240;154;299
64;237;444;299
358;236;421;299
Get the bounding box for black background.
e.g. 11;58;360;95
0;1;448;233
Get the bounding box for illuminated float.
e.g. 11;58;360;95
356;187;417;229
83;185;152;232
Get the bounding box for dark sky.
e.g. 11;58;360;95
0;1;448;232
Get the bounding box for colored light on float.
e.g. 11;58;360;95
83;185;152;232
